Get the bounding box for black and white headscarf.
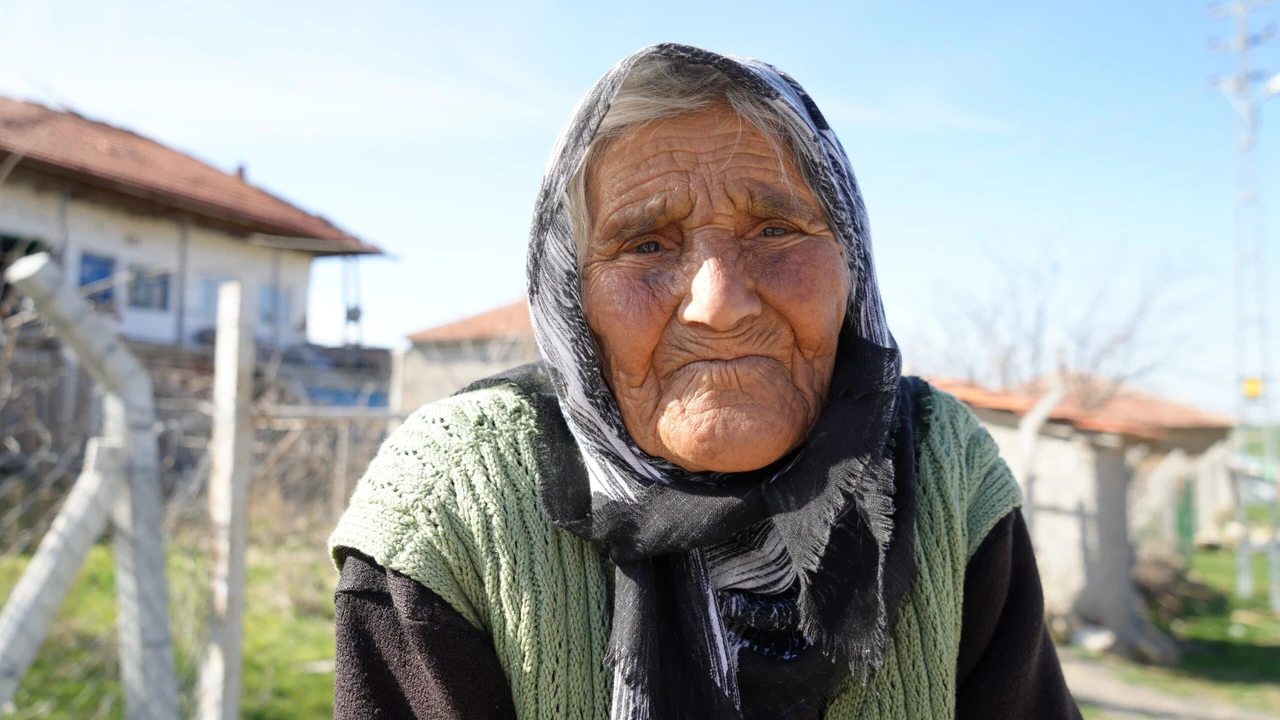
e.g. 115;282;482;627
526;44;914;720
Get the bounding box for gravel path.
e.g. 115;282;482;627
1061;654;1279;720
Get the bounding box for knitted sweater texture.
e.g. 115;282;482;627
330;384;1021;720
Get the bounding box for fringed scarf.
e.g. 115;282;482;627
525;43;914;720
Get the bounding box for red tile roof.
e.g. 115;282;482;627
408;300;533;342
0;97;378;255
929;377;1234;441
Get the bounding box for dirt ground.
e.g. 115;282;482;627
1063;654;1280;720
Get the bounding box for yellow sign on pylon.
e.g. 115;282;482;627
1244;377;1266;400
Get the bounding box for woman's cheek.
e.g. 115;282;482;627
584;264;682;376
754;240;848;350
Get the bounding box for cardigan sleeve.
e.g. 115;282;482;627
333;550;517;720
954;510;1082;720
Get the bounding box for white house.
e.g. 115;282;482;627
0;96;379;348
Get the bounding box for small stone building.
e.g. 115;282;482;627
394;300;539;412
930;378;1232;658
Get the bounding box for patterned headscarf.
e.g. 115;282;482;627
526;44;908;720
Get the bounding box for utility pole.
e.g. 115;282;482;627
342;255;363;348
1211;0;1280;611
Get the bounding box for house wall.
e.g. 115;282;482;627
1160;428;1230;458
0;180;311;346
398;338;540;412
1193;441;1234;544
972;407;1104;619
1088;439;1144;655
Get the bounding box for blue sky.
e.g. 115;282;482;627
0;0;1267;410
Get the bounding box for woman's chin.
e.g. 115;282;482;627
656;406;802;473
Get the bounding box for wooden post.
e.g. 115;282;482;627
0;440;123;705
331;421;351;524
197;281;256;720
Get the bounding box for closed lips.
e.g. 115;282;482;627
677;355;780;373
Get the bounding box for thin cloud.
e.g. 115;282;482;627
823;93;1014;134
0;1;576;148
0;61;572;146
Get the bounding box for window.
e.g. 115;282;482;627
78;252;117;309
200;278;218;317
197;276;231;318
1;234;46;258
259;285;291;327
2;234;48;316
127;266;171;310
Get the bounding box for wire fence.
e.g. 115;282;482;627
0;268;388;719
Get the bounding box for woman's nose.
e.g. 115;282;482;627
680;253;763;332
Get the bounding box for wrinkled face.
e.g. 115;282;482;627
580;107;850;473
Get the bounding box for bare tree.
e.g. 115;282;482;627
911;250;1193;409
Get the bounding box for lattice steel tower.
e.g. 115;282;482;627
1212;0;1280;611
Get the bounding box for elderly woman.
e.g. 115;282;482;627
330;44;1080;720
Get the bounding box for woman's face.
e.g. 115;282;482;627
580;107;850;473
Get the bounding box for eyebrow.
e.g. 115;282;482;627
595;196;673;246
740;183;824;225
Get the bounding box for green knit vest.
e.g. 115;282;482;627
330;384;1021;720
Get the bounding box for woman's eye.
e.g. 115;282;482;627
634;240;661;254
761;227;789;238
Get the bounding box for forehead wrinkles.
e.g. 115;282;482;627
589;117;799;232
624;121;781;175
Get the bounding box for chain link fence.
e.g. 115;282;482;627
0;262;388;719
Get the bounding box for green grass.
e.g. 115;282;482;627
0;546;124;718
1068;547;1280;715
239;543;337;720
0;541;338;719
1243;502;1277;528
1076;700;1105;719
